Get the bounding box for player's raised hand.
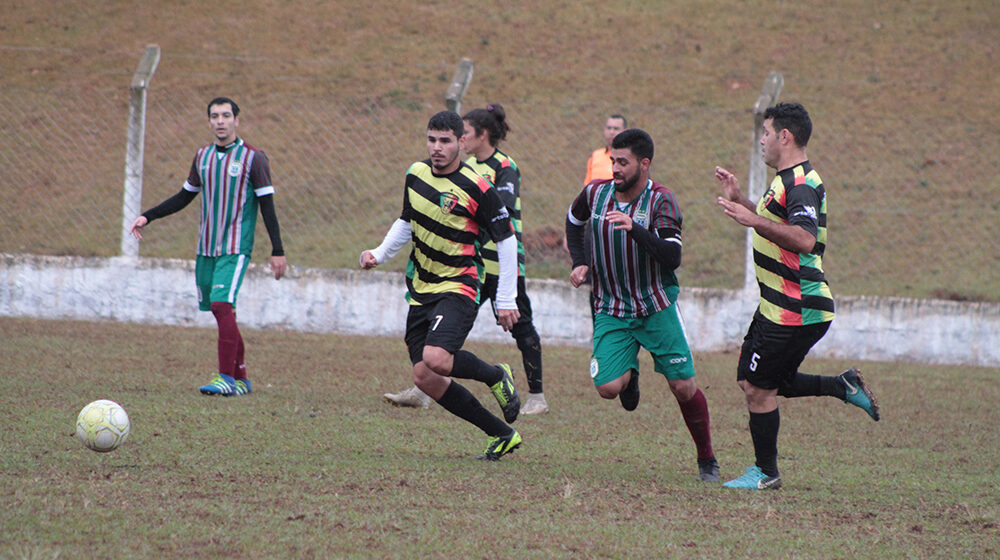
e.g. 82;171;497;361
714;166;741;201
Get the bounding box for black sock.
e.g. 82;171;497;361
436;381;510;437
778;373;843;399
515;330;543;394
450;350;501;385
749;409;780;478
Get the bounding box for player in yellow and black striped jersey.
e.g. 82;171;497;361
715;102;881;491
460;104;546;414
361;111;524;461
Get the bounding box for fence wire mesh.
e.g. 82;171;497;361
1;61;997;301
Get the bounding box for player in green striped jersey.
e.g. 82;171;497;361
715;102;880;491
129;97;286;398
361;111;523;461
567;129;719;482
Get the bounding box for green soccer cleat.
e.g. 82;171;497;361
722;465;782;490
233;378;252;396
490;363;521;424
839;368;880;421
476;430;522;461
200;373;236;396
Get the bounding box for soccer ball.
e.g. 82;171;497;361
76;399;130;452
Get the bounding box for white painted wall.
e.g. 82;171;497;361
1;253;997;368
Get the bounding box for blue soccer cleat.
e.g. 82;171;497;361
722;465;782;490
839;368;880;421
200;373;236;396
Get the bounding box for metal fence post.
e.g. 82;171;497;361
444;58;474;114
121;45;161;257
744;71;784;294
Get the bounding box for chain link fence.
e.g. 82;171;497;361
2;57;997;301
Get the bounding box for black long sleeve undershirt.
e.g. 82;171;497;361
142;188;197;222
628;225;682;271
258;194;284;257
565;216;588;269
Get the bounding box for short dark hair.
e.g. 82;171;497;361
463;103;511;146
763;102;811;147
611;128;654;161
207;97;239;117
427;110;464;139
609;114;628;128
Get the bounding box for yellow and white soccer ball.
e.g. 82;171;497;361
76;399;130;452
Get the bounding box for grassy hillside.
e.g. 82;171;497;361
2;1;997;299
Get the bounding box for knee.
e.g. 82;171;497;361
421;346;453;375
596;385;618;400
210;301;232;318
669;378;697;402
513;327;540;350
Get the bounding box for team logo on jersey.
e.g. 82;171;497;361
633;211;648;228
228;162;242;177
440;192;460;214
590;357;599;379
761;188;776;208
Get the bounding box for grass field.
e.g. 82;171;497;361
1;317;997;559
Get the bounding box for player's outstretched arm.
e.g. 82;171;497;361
361;219;412;270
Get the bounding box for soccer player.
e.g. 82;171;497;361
129;97;287;397
383;103;548;415
566;128;720;482
360;110;523;461
714;102;880;491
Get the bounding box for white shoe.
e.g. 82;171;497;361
520;392;549;415
383;386;432;409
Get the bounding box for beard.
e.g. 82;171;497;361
614;171;640;193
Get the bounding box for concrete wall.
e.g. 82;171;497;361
2;253;997;368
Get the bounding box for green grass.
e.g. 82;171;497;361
2;317;997;558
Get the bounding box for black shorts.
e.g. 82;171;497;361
737;311;831;390
404;293;478;365
480;274;534;326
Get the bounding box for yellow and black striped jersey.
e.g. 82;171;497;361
753;161;834;326
400;159;514;305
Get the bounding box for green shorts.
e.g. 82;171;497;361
590;304;696;386
195;254;250;311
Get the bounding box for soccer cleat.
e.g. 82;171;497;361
619;370;640;411
839;368;880;421
520;392;549;415
233;378;252;396
476;430;522;461
383;386;432;409
490;364;521;424
200;373;236;396
722;465;782;490
697;457;721;482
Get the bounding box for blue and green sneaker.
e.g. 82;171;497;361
722;465;782;490
200;373;236;396
839;368;880;421
233;378;252;396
